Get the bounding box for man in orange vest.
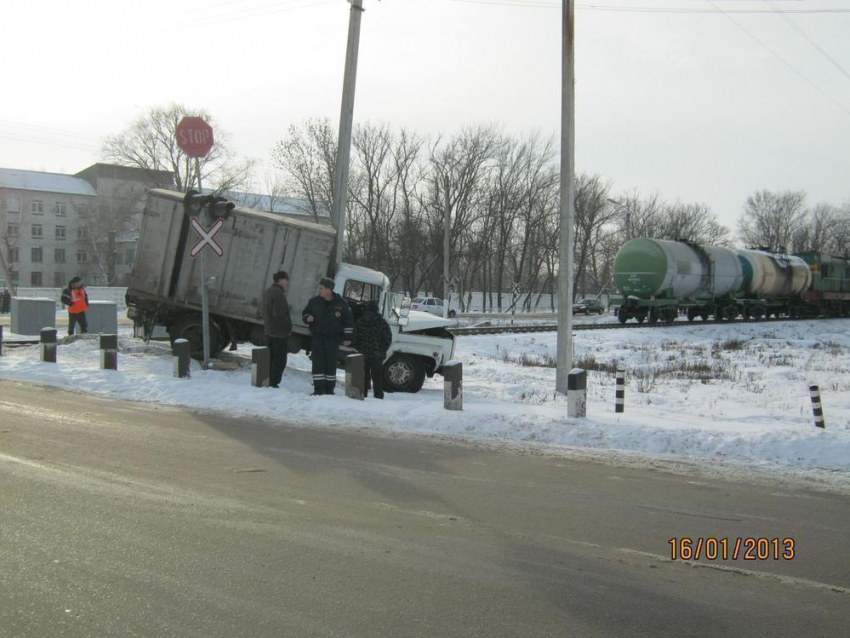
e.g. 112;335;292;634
61;276;89;336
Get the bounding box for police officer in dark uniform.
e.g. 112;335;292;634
302;277;353;395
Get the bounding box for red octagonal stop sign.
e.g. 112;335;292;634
176;116;214;158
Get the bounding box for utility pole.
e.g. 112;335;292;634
443;175;451;319
556;0;576;395
331;0;365;275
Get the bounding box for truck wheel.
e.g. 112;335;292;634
449;310;457;318
383;354;426;394
169;313;224;360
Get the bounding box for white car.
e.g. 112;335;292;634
411;296;457;318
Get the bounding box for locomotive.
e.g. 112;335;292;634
612;238;850;324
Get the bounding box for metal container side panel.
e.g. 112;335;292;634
127;195;184;298
613;239;670;298
705;246;743;297
737;250;766;295
657;240;705;299
284;230;336;331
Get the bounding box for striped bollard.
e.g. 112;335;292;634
100;334;118;370
173;339;191;379
809;385;825;429
251;347;270;388
567;368;587;418
615;369;625;413
443;361;462;411
40;328;57;363
345;353;365;400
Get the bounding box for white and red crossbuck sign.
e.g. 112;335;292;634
190;217;224;259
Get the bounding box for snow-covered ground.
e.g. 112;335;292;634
1;320;849;488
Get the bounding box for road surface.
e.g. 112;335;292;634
0;380;848;637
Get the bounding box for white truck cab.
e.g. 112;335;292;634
334;264;456;393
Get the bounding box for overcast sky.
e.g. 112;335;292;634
1;0;848;231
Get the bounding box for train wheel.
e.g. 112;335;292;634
618;313;628;325
687;311;695;323
648;312;658;325
637;315;646;324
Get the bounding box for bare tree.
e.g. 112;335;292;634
738;190;807;252
102;103;254;193
271;118;337;222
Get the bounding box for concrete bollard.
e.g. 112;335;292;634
345;353;366;400
810;385;825;429
252;347;270;388
40;328;57;363
567;368;587;418
443;360;463;411
87;301;119;335
12;297;56;336
615;369;625;413
173;339;191;379
100;334;118;371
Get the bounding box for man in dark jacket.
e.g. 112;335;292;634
1;288;10;314
353;300;392;399
262;271;292;388
60;277;89;336
302;277;353;395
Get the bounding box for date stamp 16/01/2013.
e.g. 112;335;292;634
669;537;795;561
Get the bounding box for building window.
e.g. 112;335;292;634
55;248;66;263
31;200;44;214
31;271;42;286
5;197;21;213
10;247;19;263
31;224;43;239
77;227;89;240
31;247;43;263
55;225;66;240
77;250;88;264
54;202;67;216
54;271;65;287
7;223;19;237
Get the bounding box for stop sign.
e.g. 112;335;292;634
176;117;214;158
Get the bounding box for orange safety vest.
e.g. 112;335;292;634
69;288;89;314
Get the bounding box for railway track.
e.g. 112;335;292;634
448;314;849;336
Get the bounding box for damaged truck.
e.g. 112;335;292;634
126;189;456;393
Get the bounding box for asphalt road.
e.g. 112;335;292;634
1;380;848;637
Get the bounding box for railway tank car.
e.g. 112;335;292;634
612;238;814;323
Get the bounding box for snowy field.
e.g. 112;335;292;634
1;319;849;489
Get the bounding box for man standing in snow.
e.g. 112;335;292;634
60;277;89;336
302;277;353;395
262;271;292;389
0;288;10;314
353;299;392;399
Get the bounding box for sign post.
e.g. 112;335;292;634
176;117;216;369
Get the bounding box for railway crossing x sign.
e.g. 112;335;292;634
190;217;224;259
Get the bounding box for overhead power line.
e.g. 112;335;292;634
764;0;850;84
447;0;850;13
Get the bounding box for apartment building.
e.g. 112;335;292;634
0;164;173;289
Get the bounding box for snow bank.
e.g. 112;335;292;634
1;320;849;484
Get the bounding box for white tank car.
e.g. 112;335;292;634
735;250;812;298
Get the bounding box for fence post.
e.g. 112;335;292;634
345;353;365;400
616;369;625;413
567;368;587;418
443;360;463;410
252;347;270;388
100;334;118;371
809;385;825;429
173;339;191;379
40;328;57;363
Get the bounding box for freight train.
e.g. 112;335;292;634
612;238;850;324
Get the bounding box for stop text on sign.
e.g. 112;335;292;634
176;116;215;158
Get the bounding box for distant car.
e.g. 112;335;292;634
573;298;605;315
411;296;457;318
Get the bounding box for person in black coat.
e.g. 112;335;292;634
0;288;10;314
302;277;353;395
353;300;392;399
261;271;292;389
